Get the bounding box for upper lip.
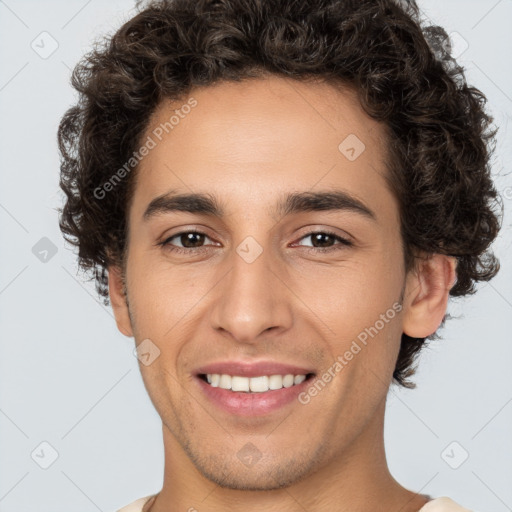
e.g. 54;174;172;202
195;360;316;378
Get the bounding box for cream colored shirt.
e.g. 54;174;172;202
116;494;475;511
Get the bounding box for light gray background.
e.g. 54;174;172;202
0;0;511;511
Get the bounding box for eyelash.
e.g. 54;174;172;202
158;229;353;255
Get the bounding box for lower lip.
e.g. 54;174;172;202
195;375;314;416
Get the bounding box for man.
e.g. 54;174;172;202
57;0;500;510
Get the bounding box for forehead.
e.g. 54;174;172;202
132;75;394;220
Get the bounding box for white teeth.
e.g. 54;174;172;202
249;376;269;392
268;375;283;390
231;376;250;392
294;374;306;385
219;374;231;389
283;374;294;388
204;373;309;392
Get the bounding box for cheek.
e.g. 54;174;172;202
125;253;214;342
289;254;404;374
293;254;402;331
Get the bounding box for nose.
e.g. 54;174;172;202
209;241;293;345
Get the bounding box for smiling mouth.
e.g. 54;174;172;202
197;372;316;393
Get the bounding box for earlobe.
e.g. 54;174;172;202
108;265;134;338
402;254;457;339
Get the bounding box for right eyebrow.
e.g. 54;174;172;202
143;190;224;221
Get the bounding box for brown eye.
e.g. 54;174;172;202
169;232;207;248
296;231;353;251
309;232;336;248
159;230;216;254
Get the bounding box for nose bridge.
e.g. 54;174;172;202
210;235;291;342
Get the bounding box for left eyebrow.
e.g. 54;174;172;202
273;190;376;221
142;189;376;222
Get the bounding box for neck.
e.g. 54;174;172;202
148;399;429;512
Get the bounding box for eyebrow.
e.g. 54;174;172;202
143;189;376;222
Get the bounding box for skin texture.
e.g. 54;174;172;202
109;76;456;512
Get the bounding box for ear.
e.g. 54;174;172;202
108;265;133;337
402;254;457;338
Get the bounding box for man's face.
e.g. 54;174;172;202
120;76;409;489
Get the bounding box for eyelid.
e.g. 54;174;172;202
157;224;215;242
292;225;354;243
158;228;217;248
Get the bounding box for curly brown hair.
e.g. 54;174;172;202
57;0;501;388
